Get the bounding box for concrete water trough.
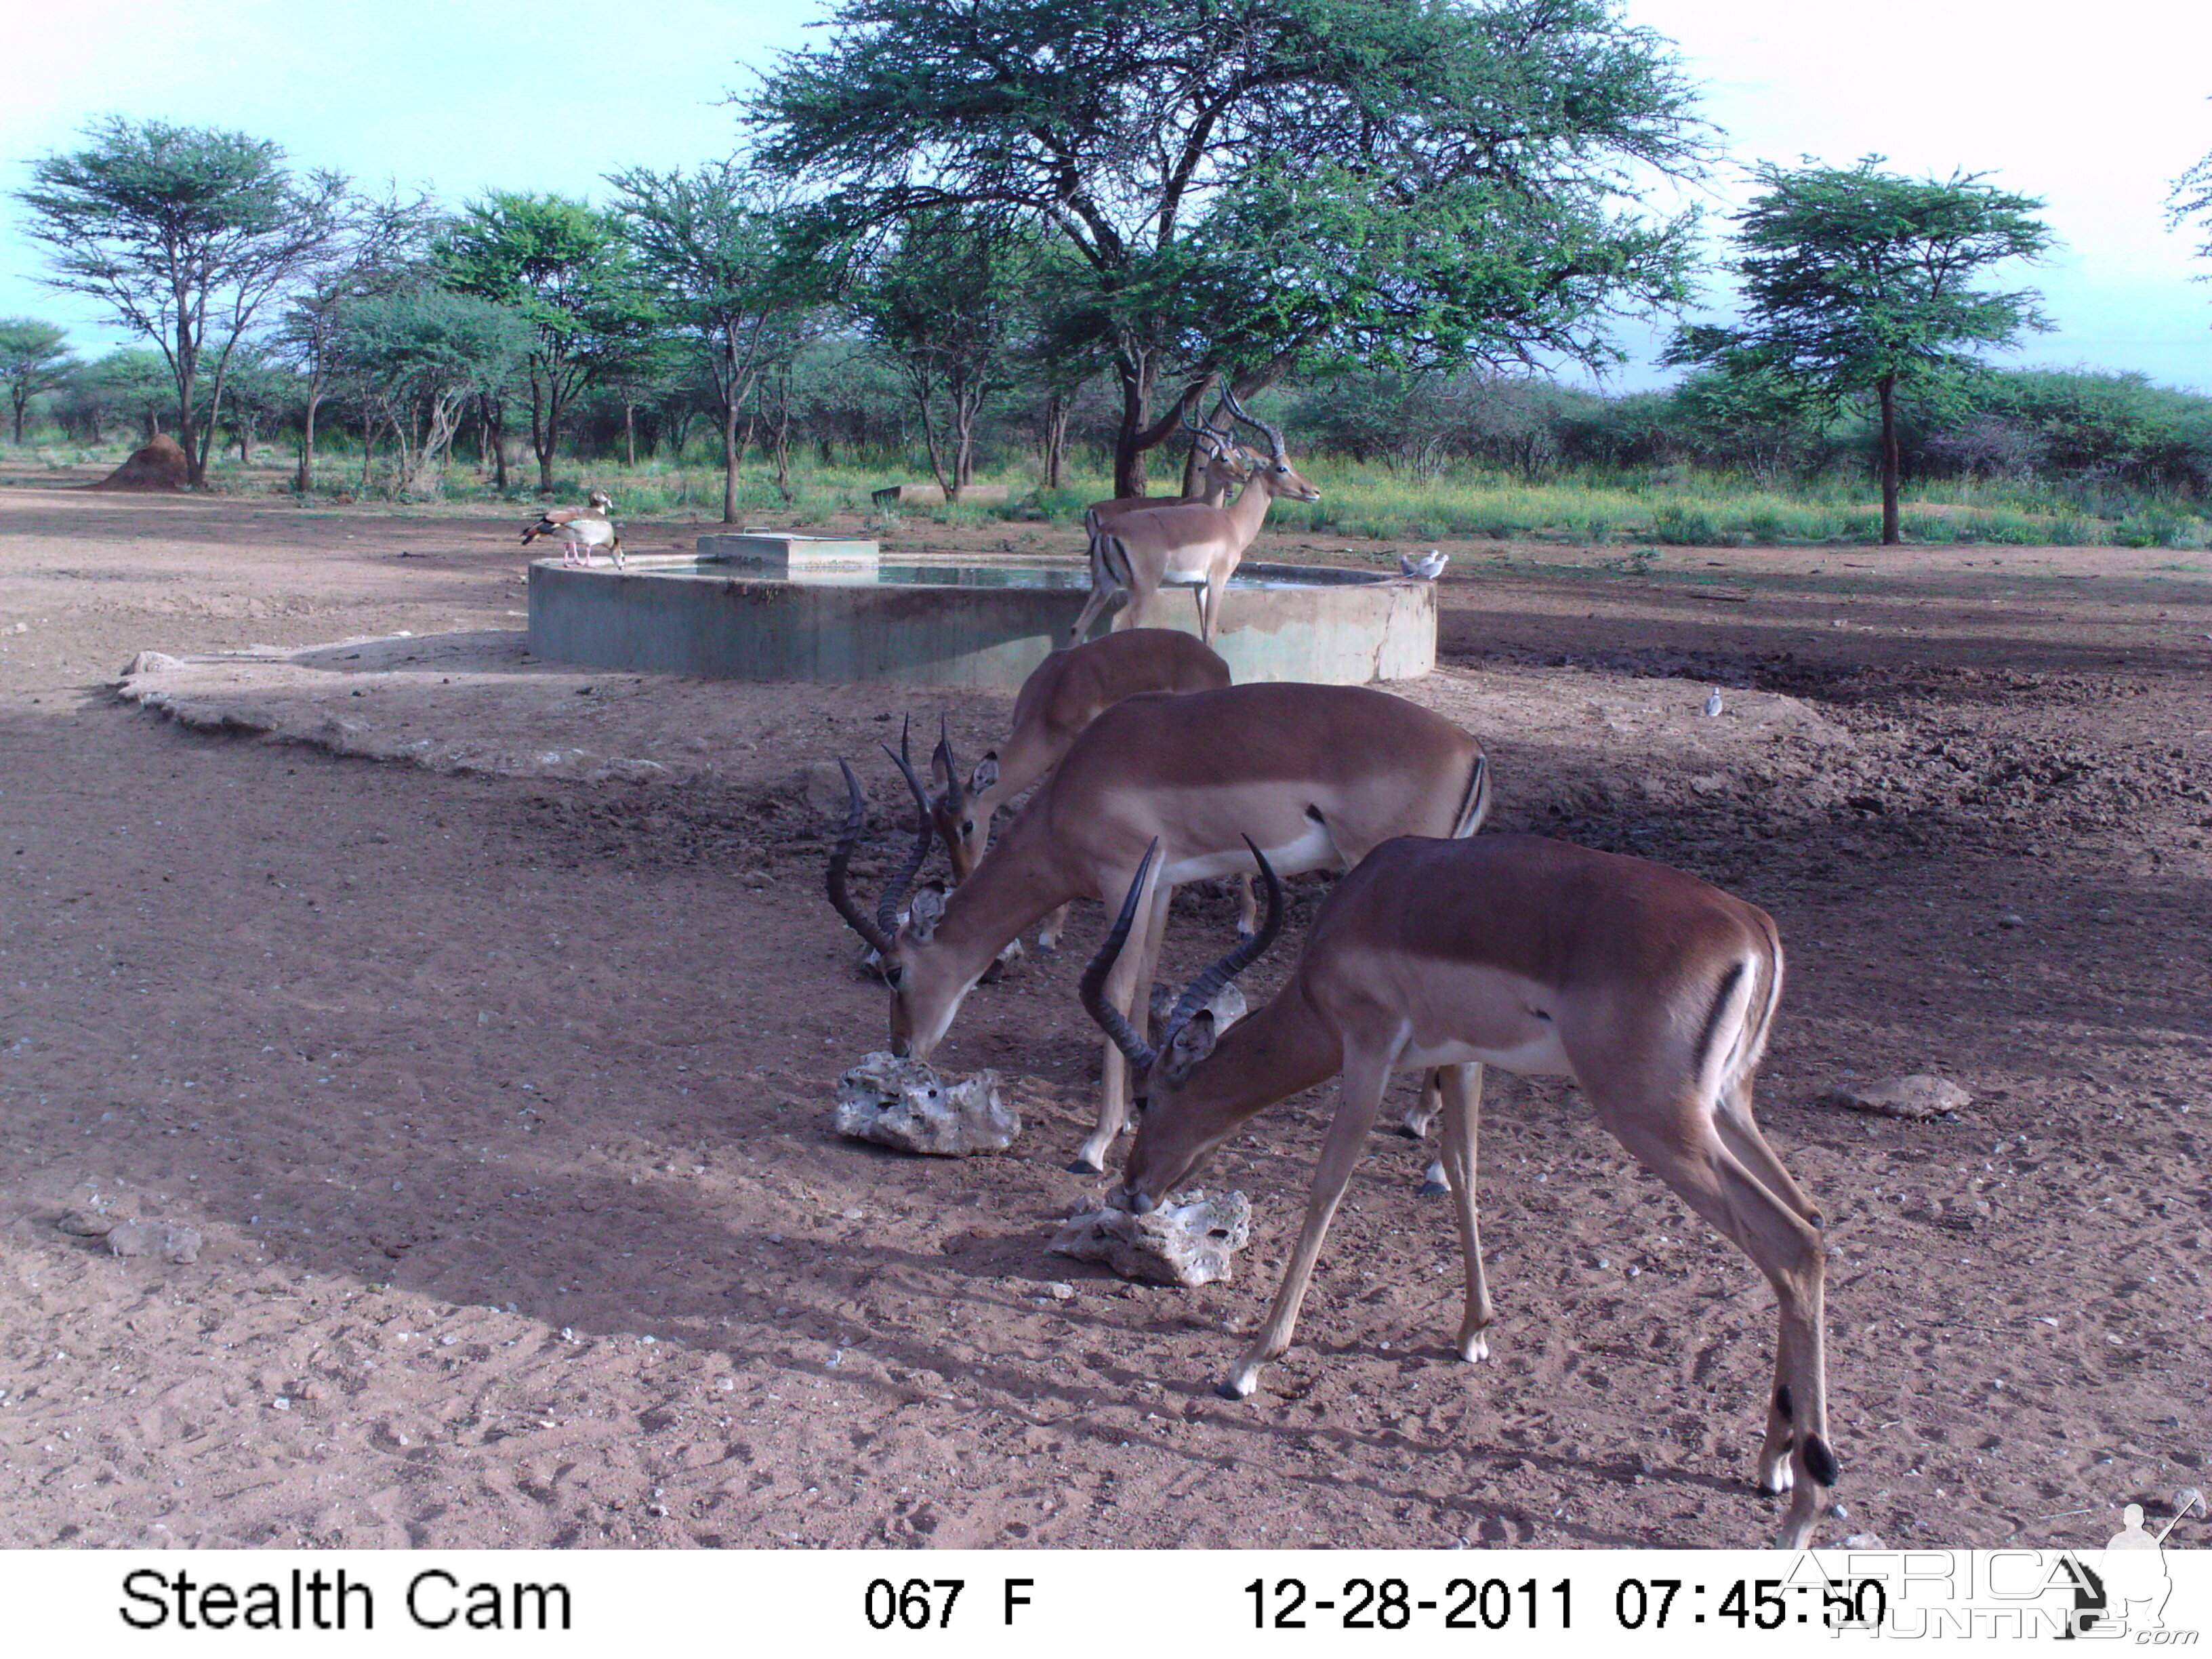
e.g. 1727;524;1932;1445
527;532;1435;689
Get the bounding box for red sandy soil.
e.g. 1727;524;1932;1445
1;483;2208;1551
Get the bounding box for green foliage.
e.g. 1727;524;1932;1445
751;0;1713;489
605;162;827;516
438;192;661;490
0;318;79;443
14;115;350;483
1669;157;2054;398
1666;155;2054;542
2169;144;2212;274
852;211;1050;495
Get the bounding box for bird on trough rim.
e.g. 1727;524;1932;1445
522;489;624;569
1399;548;1448;581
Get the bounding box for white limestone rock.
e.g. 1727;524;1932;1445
1822;1073;1971;1120
105;1219;203;1263
834;1052;1019;1155
1147;979;1246;1031
1050;1189;1252;1288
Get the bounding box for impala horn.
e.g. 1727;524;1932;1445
1080;840;1164;1072
1221;386;1288;465
823;719;937;954
1080;836;1286;1075
930;716;965;818
825;760;894;958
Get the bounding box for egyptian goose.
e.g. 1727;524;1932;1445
521;489;624;569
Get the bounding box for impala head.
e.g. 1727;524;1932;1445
1082;836;1286;1214
922;719;1000;882
1223;388;1322;506
823;725;987;1059
1184;401;1259;495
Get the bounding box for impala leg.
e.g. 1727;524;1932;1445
1435;1062;1494;1361
1400;1067;1443;1140
1221;1052;1390;1399
1599;1101;1834;1548
1065;590;1105;648
1073;863;1168;1174
1036;901;1073;953
1714;1074;1824;1226
1232;873;1256;943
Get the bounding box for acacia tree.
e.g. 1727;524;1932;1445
750;0;1711;495
15;117;348;486
331;289;531;495
0;319;79;445
275;187;438;491
2171;139;2212;282
605;163;818;521
70;348;176;443
1666;157;2053;544
853;211;1043;498
438;193;658;492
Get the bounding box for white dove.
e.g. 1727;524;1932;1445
1399;549;1448;581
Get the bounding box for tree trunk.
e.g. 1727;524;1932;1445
769;376;794;503
10;391;25;446
912;377;949;500
1111;348;1156;498
483;395;509;493
1042;390;1070;489
1878;373;1901;546
721;396;740;525
298;378;323;492
952;383;978;495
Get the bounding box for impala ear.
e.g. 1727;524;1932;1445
907;882;947;943
1164;1010;1218;1083
969;754;999;797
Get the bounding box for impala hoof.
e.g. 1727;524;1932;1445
1215;1374;1256;1401
1456;1332;1490;1364
1067;1155;1103;1174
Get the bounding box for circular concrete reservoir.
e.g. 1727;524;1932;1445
527;534;1434;689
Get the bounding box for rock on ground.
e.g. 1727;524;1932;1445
1050;1190;1252;1288
834;1052;1020;1155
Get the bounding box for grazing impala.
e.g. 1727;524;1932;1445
923;629;1240;951
827;683;1490;1171
1065;392;1319;649
1083;833;1837;1549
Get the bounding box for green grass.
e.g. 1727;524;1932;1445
8;432;2207;550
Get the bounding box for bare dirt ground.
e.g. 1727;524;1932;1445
1;481;2208;1552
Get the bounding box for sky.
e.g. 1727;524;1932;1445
2;0;2207;394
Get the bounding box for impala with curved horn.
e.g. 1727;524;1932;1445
1082;403;1255;542
922;630;1244;952
1084;831;1837;1549
1065;390;1320;649
827;682;1490;1172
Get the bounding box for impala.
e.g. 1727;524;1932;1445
827;682;1490;1172
1065;391;1320;649
1083;832;1837;1550
1082;404;1254;537
922;628;1242;951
